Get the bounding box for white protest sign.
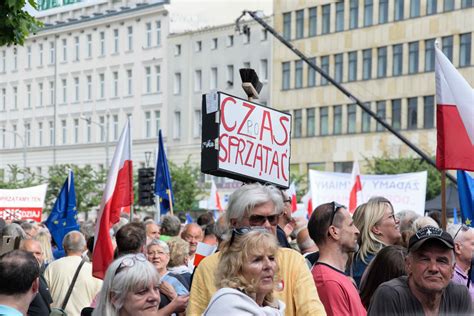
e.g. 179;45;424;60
0;184;48;222
309;170;427;215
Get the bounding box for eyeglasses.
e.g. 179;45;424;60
229;226;269;246
283;198;291;204
453;224;470;240
115;253;147;275
415;226;443;239
329;201;345;226
247;214;279;226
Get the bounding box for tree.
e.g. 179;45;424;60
0;0;43;46
169;158;202;212
364;156;442;200
0;164;40;188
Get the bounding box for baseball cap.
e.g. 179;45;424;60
408;226;454;253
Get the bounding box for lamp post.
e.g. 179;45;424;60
80;113;110;167
2;128;26;170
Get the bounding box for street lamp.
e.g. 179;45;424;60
2;128;26;170
80;112;110;167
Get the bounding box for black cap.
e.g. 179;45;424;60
408;226;454;253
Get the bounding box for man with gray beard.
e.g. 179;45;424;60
308;202;366;316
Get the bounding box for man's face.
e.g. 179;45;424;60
23;240;44;266
456;229;474;266
146;223;160;240
236;201;279;235
406;242;455;294
337;208;360;253
182;225;203;256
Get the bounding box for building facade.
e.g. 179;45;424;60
272;0;473;177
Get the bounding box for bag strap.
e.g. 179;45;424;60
61;257;86;310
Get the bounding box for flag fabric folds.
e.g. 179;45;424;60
349;161;363;214
155;130;174;215
301;189;313;218
453;207;459;225
457;170;474;227
435;46;474;171
93;118;133;279
287;182;298;213
45;170;79;250
208;179;223;212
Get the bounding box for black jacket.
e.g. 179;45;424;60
28;275;52;316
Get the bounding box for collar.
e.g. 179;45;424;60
454;264;468;280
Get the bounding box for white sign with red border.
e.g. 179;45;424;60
0;184;48;222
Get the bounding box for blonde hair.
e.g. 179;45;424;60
167;237;189;267
216;230;279;305
35;228;54;264
353;197;394;264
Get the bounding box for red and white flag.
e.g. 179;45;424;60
349;161;363;214
93;118;133;279
208;179;223;212
301;189;313;218
287;181;298;213
435;46;474;171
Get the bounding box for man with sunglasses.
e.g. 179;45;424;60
368;226;471;315
188;183;326;316
448;223;474;301
308;202;366;316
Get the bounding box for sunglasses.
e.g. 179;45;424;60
453;224;470;240
329;201;345;226
115;253;147;275
247;214;279;226
229;226;269;245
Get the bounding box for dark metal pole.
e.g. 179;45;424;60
241;10;456;184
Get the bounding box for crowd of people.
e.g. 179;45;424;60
0;182;473;315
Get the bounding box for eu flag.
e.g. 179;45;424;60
155;130;174;215
457;170;474;227
45;170;80;249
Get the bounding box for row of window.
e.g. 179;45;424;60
282;33;471;90
290;95;435;138
0;20;162;73
282;0;472;40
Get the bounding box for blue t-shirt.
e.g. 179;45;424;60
162;273;189;296
0;305;22;316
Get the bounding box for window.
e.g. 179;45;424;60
442;36;453;62
174;73;181;94
173;111;181;139
155;66;161;92
61;79;66;103
99;116;105;141
363;49;372;79
243;28;250;44
12;125;17;147
334;54;343;83
260;59;268;81
1;51;5;72
261;29;268;41
146;22;152;47
87;34;92;58
99;73;105;98
1;88;5;110
407;97;418;129
25;123;31;146
392;99;402;130
145;66;151;93
38;122;43;146
408;41;419;74
364;0;373;26
227;35;233;47
461;0;473;8
86;119;92;143
49;41;55;64
194;70;202;91
155;111;161;136
62;39;67;62
210;67;218;89
39;82;43;107
377;46;387;78
459;33;472;67
127;26;133;51
61;119;67;144
444;0;454;11
27;84;31;108
308;57;316;86
282;62;290;90
393;44;403;76
362;104;371;132
49;81;54;105
13;49;17;71
13;86;17;109
86;75;92;100
127;69;133;95
113;71;118;97
425;39;435;71
74;119;79;143
427;0;437;14
74;36;79;61
307;108;315;136
27;46;31;68
39;43;43;66
320;107;328;135
74;77;79;102
283;12;291;40
350;0;359;29
145;111;151;138
212;38;218;49
227;65;234;85
49;121;54;145
322;5;331;34
195;41;202;52
394;0;404;21
334;162;354;173
336;2;344;31
156;21;161;46
100;32;105;56
333;105;342;135
309;7;317;36
348;51;357;81
294;109;302;138
296;10;304;39
193;110;202;138
347;104;356;133
424;96;435;128
113;115;118;140
295;60;303;88
175;44;181;56
321;56;329;85
113;29;119;53
410;0;420;17
243;61;251;68
376;101;386;131
379;0;389;23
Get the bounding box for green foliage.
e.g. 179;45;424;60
0;0;43;46
289;171;307;200
169;158;203;212
0;165;41;188
364;156;441;200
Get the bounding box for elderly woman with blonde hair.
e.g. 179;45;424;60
167;237;192;289
203;229;285;315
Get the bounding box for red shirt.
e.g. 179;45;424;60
312;262;367;316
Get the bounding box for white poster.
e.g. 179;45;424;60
309;170;427;215
0;184;48;222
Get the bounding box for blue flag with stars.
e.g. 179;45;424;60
155;130;174;215
45;170;80;249
457;170;474;227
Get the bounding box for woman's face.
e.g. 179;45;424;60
242;250;277;298
118;282;160;316
147;245;169;274
375;204;401;245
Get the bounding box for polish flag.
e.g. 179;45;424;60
349;161;362;214
301;189;313;218
93;118;133;279
208;180;223;212
287;182;298;213
435;46;474;171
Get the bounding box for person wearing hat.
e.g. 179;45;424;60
368;226;472;315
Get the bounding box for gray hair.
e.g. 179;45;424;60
147;239;170;254
2;223;27;240
412;216;439;231
396;210;420;232
160;215;181;236
112;217;129;235
92;254;160;316
225;183;284;227
447;223;471;242
62;231;86;253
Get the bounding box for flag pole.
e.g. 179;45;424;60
130;204;134;221
441;170;447;230
168;190;174;216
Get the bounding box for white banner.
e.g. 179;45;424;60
0;184;48;222
309;170;427;216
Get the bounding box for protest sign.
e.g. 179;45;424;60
309;170;427;215
201;91;291;188
0;184;48;222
